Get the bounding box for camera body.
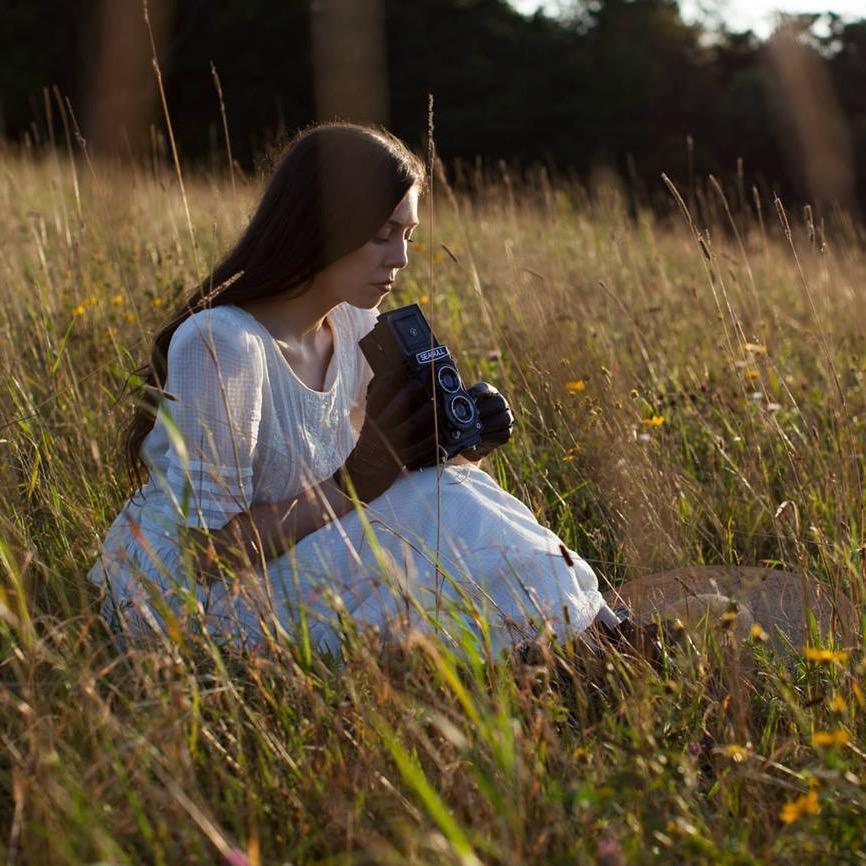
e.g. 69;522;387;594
359;303;482;459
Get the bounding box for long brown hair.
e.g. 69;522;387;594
123;122;425;488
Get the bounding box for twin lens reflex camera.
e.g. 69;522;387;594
358;303;482;459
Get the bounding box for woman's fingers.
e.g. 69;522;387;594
485;408;514;431
467;381;500;401
469;384;513;426
480;407;513;431
477;391;510;415
477;399;514;439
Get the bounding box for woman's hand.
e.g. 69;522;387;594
463;381;514;462
335;374;442;502
182;515;260;584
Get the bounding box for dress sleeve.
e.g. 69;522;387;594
160;313;265;531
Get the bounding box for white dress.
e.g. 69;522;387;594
88;303;613;654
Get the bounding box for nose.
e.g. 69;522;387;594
383;236;409;270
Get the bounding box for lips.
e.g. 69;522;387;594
371;282;393;292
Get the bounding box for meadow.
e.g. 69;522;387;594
1;140;865;865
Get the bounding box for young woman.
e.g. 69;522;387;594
88;122;623;655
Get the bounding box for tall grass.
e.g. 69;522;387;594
1;141;865;864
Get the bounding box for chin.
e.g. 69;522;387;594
349;296;385;311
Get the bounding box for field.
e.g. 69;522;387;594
2;144;866;864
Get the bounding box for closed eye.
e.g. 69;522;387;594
373;217;419;245
373;232;416;244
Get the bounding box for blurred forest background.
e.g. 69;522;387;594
2;0;865;212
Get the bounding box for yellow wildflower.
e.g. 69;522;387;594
72;295;97;316
565;380;586;394
111;293;125;305
723;744;748;762
665;817;697;836
779;802;798;824
804;646;849;663
829;694;848;713
744;368;760;380
641;415;665;427
152;297;164;308
418;294;430;304
750;623;769;642
745;343;767;354
779;789;820;824
812;728;850;748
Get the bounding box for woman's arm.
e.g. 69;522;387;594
189;372;470;582
189;454;475;581
186;477;355;582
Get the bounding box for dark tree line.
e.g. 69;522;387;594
2;0;864;212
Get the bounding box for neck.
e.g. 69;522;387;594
242;290;335;347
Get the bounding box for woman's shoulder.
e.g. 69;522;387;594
171;305;262;347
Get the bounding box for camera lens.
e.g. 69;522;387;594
437;365;461;393
448;394;476;427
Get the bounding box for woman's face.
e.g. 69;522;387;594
311;186;419;310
